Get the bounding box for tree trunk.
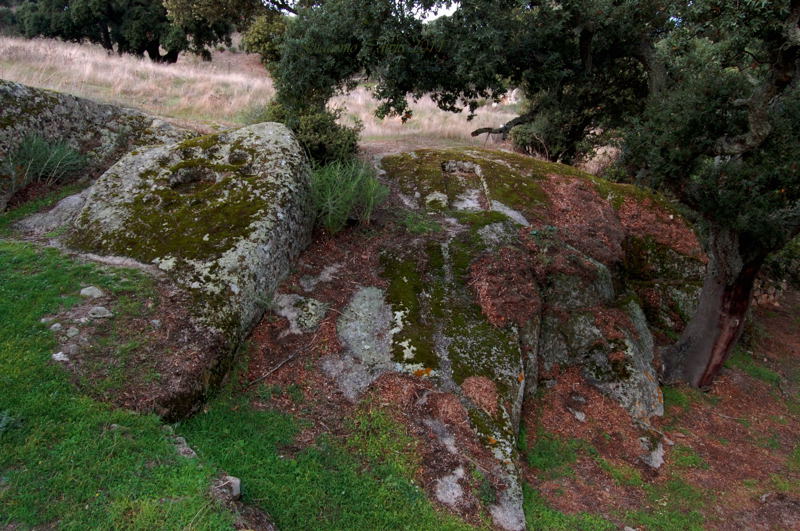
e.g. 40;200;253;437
661;226;766;388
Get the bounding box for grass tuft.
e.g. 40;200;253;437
310;160;388;234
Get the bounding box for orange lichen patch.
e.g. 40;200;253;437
469;247;540;328
461;376;499;416
414;367;434;378
618;196;706;261
539;174;626;265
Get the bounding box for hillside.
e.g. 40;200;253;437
1;38;799;531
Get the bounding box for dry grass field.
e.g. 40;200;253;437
0;35;518;142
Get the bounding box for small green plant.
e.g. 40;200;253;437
525;430;582;479
310;159;388;234
8;135;86;188
240;101;361;165
400;211;443;234
671;445;709;470
471;468;497;506
594;456;644;486
790;444;800;471
523;484;615;530
286;383;305;404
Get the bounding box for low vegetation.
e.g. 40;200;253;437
5;134;86;190
309;159;387;234
0;239;234;529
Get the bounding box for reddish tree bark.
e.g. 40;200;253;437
661;227;766;388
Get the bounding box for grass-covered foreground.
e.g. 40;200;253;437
0;240;235;529
0;226;473;529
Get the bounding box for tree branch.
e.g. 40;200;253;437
470;110;536;139
716;6;800;156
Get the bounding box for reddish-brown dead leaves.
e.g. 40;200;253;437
469;247;540;328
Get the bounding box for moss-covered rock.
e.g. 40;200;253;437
0;80;192;210
62;123;312;418
69;122;312;342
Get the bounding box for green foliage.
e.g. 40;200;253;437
0;240;233;528
400;210;443;234
626;477;706;531
241;101;361;165
310;159;388;234
0;183;85;232
791;444;800;472
593;456;644;487
763;235;800;288
178;401;474;530
7;134;86;189
345;408;418;480
19;0;233;62
0;5;18;35
525;430;581;479
242;13;288;65
662;386;693;411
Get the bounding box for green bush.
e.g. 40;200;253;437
0;7;18;35
8;135;86;189
242;13;287;66
310;159;388;234
240;101;361;165
763;235;800;288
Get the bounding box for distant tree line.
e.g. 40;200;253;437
0;0;22;35
9;0;311;63
12;0;235;62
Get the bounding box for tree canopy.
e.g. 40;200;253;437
18;0;234;62
269;0;799;387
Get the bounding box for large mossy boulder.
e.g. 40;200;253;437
64;123;313;417
328;147;705;529
0;80;191;210
70;122;313;343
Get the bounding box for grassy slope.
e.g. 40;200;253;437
0;240;234;529
0;194;477;529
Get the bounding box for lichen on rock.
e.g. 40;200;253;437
69;123;313;344
0;80;192;210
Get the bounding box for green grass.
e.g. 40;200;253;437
671;445;710;470
177;400;476;530
0;240;233;529
310;160;389;234
524;430;582;479
625;477;706;531
522;484;615;530
725;348;782;387
662;386;694;411
791;444;800;471
593;456;645;487
400;210;443;234
0;183;86;235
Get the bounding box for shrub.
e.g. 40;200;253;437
240;101;361;165
242;13;288;66
763;235;800;288
8;135;86;189
310;159;388;234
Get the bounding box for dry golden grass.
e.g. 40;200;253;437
0;35;518;143
0;36;275;125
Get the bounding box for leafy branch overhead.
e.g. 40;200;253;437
266;0;799;388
